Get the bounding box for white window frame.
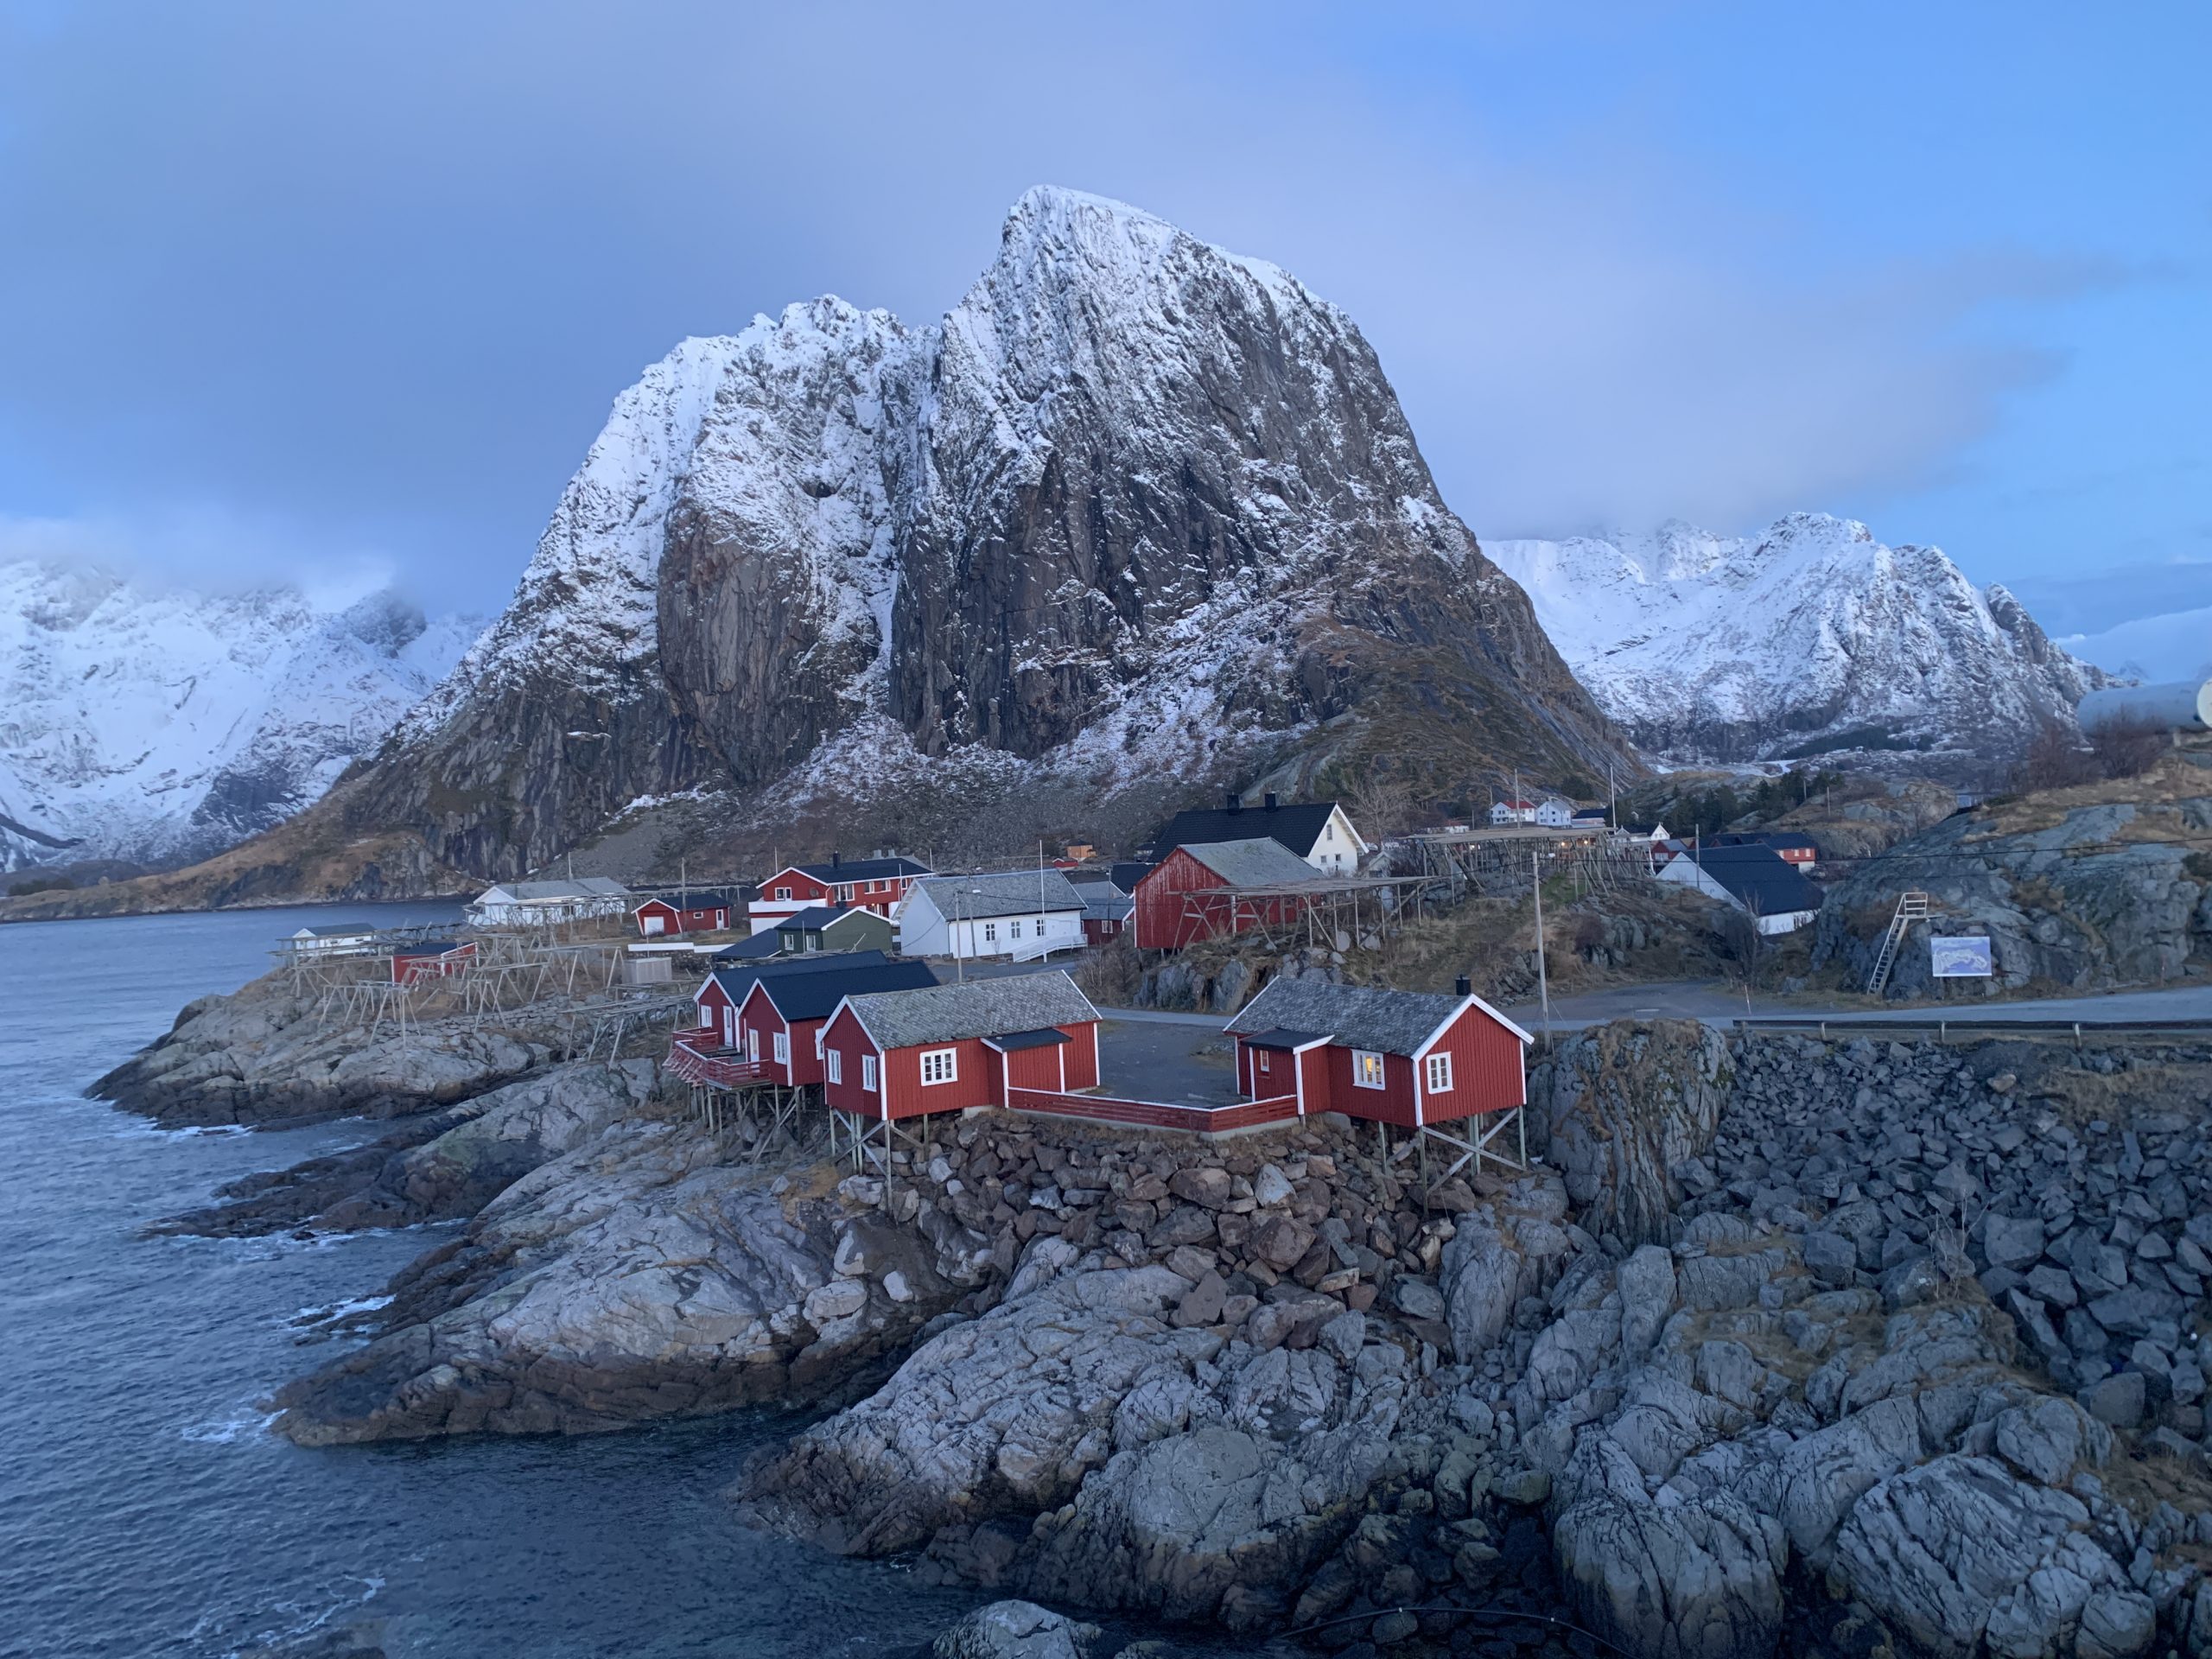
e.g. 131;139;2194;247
1256;1049;1272;1074
772;1031;789;1065
982;921;997;944
774;886;791;901
861;1053;878;1091
1425;1052;1453;1094
825;1047;842;1084
813;1028;824;1059
919;1047;958;1086
1009;919;1023;939
1352;1049;1386;1090
836;883;854;903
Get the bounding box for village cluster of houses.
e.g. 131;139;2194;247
677;943;1536;1148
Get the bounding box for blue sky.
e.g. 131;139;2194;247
0;3;2204;664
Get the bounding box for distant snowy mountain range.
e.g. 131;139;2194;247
2060;606;2212;686
0;560;476;872
1487;514;2108;778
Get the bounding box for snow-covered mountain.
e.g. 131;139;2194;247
1486;514;2107;777
343;186;1628;879
0;561;478;871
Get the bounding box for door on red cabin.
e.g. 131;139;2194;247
746;1028;760;1064
642;913;665;936
722;1006;736;1048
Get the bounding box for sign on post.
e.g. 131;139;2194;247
1930;936;1993;978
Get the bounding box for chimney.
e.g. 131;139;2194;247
830;850;842;868
1455;975;1471;998
1263;791;1279;811
1226;792;1243;813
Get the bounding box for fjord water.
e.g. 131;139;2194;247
0;906;982;1657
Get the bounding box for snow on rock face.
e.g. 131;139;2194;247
1486;513;2107;778
0;562;475;870
360;186;1625;877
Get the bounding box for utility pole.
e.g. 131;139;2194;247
1532;849;1550;1050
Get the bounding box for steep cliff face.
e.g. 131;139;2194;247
328;188;1630;880
1488;514;2107;781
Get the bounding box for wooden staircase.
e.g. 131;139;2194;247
1865;890;1932;997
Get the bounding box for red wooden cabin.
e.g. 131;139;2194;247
1223;975;1530;1127
691;949;899;1050
634;890;741;935
819;971;1103;1122
729;957;938;1086
1132;838;1327;951
747;854;932;934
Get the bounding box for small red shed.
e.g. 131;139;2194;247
391;941;476;984
1222;975;1531;1127
634;889;741;936
820;970;1103;1122
1133;837;1327;951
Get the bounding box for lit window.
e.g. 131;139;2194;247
772;1032;789;1064
920;1048;957;1085
861;1054;878;1090
1425;1053;1453;1094
826;1047;842;1084
1353;1050;1385;1090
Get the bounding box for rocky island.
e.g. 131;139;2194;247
104;963;2212;1659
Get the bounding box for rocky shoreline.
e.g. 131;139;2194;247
107;969;2212;1659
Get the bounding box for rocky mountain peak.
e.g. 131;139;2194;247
1489;514;2107;779
313;189;1630;880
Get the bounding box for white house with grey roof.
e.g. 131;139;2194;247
894;869;1090;961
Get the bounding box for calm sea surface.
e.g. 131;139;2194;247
0;905;985;1658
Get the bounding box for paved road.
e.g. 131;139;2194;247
1524;978;2212;1032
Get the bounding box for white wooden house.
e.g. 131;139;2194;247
895;870;1090;961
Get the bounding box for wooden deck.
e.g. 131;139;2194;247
1005;1086;1299;1135
665;1032;772;1089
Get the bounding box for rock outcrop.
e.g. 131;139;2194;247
272;1121;993;1443
1814;756;2212;997
92;975;556;1128
154;1059;654;1236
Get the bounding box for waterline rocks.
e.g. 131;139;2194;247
155;1059;654;1236
93;975;551;1128
271;1122;991;1442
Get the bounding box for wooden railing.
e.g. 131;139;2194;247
1004;1087;1298;1135
666;1031;772;1088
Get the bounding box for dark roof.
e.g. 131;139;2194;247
785;855;932;883
982;1027;1072;1052
703;947;893;999
1109;861;1154;893
1243;1027;1329;1050
1714;830;1821;856
712;931;785;962
779;905;883;932
294;922;376;937
754;958;938;1020
1227;976;1531;1054
1175;837;1328;889
1148;801;1350;861
1570;808;1610;822
638;888;742;910
395;941;470;958
842;971;1100;1050
1675;844;1822;914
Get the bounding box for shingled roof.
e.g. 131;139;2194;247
1226;976;1532;1054
1178;836;1330;888
910;869;1088;920
840;970;1101;1050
